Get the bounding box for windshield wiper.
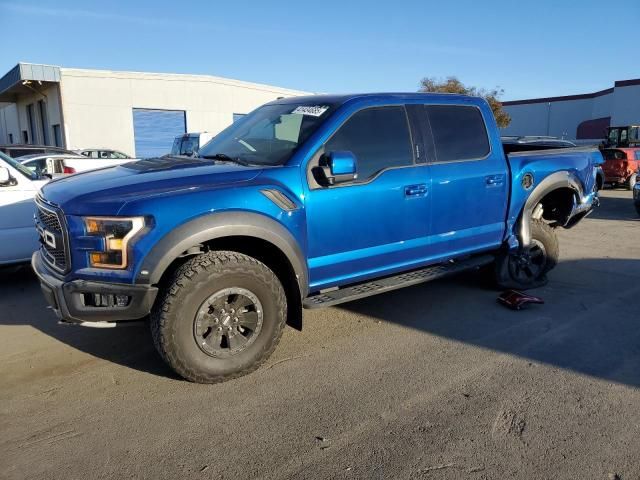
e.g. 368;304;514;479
199;153;251;166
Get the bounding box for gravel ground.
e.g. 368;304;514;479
1;189;639;480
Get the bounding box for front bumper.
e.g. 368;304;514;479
32;251;158;324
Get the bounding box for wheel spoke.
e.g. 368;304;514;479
227;331;249;350
238;311;259;330
203;330;223;349
229;295;253;311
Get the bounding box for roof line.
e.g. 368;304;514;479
502;77;640;106
502;87;615;106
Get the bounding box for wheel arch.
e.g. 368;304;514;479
138;211;308;300
516;171;583;247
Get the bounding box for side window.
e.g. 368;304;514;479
634;151;640;161
426;105;490;162
324;106;413;181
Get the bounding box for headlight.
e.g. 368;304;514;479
84;217;145;269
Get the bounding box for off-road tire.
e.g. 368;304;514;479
151;251;287;383
495;219;559;290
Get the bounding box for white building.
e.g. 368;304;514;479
501;79;640;141
0;63;309;157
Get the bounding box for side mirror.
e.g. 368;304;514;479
0;167;13;186
319;151;358;186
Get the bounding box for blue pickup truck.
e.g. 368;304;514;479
32;93;601;383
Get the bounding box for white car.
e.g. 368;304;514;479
19;153;133;177
0;152;49;265
76;148;131;159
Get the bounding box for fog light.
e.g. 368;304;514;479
114;294;130;307
82;293;131;308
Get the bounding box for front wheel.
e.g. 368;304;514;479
151;251;287;383
495;219;559;290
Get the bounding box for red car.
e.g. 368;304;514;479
601;148;640;189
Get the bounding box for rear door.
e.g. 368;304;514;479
418;103;508;259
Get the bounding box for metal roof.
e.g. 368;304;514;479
0;63;61;102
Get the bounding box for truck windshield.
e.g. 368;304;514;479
198;103;335;166
0;151;39;180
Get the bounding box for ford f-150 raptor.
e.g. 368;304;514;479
31;93;602;383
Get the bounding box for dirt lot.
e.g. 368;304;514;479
1;189;639;480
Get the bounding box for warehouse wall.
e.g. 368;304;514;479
59;68;309;157
0;84;62;145
502;83;640;140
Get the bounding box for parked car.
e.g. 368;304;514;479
19;153;134;177
32;93;601;383
171;132;215;157
76;149;131;159
0;144;76;158
0;152;50;266
19;153;82;177
601;148;640;189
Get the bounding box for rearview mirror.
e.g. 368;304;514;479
0;167;13;186
319;151;358;186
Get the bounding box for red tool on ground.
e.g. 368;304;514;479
498;290;544;310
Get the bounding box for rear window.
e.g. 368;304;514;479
603;150;626;160
426;105;490;162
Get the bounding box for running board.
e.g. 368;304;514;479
303;254;494;309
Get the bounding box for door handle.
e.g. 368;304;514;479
485;175;505;187
405;184;428;197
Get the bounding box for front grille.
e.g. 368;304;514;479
35;195;70;273
37;204;62;233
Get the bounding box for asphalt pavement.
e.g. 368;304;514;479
1;189;639;480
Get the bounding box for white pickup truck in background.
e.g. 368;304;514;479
18;153;134;177
0;152;50;266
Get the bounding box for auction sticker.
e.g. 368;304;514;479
292;105;329;117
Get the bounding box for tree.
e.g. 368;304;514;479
419;76;511;128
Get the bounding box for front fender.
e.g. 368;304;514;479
136;211;308;297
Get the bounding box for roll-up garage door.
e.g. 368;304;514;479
132;108;186;158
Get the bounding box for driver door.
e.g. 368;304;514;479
304;105;431;291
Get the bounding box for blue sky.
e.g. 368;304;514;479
1;0;638;101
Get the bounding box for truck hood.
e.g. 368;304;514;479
41;156;263;215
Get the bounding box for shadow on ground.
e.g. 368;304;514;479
0;265;177;380
589;188;638;221
1;191;638;385
2;254;639;388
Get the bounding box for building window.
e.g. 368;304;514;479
52;124;62;147
8;133;13;144
233;113;245;123
26;103;37;144
22;130;28;143
38;100;50;145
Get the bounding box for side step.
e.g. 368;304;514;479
303;254;494;309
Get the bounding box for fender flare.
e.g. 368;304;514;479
136;211;308;297
517;171;583;247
